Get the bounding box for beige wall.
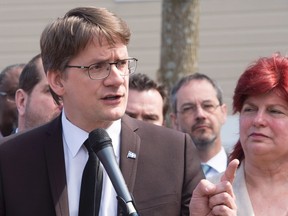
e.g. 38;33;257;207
200;0;288;113
1;0;288;113
0;0;162;79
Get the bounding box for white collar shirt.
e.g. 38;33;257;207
202;147;227;178
62;110;121;216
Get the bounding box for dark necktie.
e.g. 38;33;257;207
79;139;103;216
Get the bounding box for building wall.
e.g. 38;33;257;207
1;0;288;114
0;0;162;80
200;0;288;113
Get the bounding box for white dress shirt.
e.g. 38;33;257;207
62;111;121;216
201;147;227;178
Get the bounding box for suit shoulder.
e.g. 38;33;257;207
0;118;61;152
126;117;189;141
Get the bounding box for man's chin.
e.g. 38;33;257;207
108;109;125;121
193;135;216;149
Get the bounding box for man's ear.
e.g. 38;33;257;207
47;70;65;96
220;103;228;125
15;89;27;116
169;112;179;130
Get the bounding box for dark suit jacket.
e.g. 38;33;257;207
0;114;204;216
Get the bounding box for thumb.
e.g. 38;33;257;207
220;159;239;184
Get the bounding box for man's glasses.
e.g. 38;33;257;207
0;91;15;102
177;102;220;116
65;58;138;80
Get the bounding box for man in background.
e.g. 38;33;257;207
15;54;62;132
0;63;25;137
170;73;228;177
126;73;169;126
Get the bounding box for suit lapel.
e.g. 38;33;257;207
42;114;140;215
120;115;140;193
44;114;69;216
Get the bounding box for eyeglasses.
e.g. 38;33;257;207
0;91;15;102
65;58;138;80
177;102;220;116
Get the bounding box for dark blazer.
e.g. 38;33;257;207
0;114;204;216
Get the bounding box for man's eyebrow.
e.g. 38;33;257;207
143;114;159;120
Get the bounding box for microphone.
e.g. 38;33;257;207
88;128;139;216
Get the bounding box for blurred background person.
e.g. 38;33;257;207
15;54;62;132
170;73;228;177
0;63;25;137
210;53;288;216
126;73;169;126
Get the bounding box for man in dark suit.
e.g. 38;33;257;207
0;113;203;215
0;6;236;216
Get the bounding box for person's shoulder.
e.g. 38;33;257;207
122;114;188;139
0;116;61;152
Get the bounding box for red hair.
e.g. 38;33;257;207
229;53;288;163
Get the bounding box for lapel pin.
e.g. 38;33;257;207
127;151;137;159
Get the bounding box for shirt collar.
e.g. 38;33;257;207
106;119;121;160
62;110;121;158
205;147;228;173
62;111;88;158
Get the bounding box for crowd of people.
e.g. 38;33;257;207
0;5;286;216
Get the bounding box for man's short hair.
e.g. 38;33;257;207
129;73;169;117
170;73;224;113
18;54;42;95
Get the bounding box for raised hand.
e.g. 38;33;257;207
189;159;239;216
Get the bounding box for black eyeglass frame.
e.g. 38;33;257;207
65;57;138;80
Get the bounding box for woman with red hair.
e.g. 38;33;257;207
210;53;288;215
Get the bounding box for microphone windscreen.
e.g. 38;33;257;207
89;128;112;153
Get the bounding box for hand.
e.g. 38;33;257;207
189;159;239;216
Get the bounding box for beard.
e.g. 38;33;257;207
191;133;217;151
24;101;59;130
